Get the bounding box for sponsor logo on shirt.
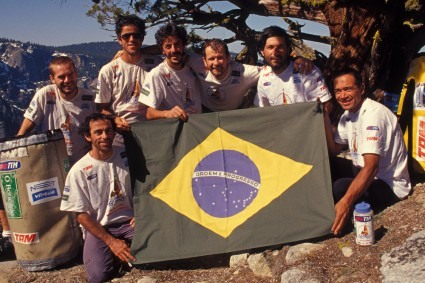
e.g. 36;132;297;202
367;126;379;130
162;73;171;79
83;165;93;171
27;107;34;113
141;88;150;96
366;136;379;141
62;195;69;201
263;82;271;86
47;91;55;97
64;186;70;192
112;65;121;79
231;79;240;85
144;83;151;89
81;103;90;110
293;77;301;83
82;95;93;101
87;174;97;180
30;101;36;106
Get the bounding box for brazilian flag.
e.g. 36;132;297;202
128;102;334;264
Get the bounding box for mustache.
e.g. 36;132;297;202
166;51;185;58
270;55;282;60
210;66;224;72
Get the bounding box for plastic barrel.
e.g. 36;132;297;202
0;130;81;271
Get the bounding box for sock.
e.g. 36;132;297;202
2;230;11;238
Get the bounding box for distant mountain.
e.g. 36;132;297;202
0;38;121;138
51;41;121;62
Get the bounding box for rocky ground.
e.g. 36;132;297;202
1;181;424;283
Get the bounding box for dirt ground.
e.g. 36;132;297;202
1;182;424;283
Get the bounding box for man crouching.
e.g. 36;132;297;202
324;68;411;235
61;113;135;283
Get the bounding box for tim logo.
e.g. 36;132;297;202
14;232;40;244
355;216;372;222
0;161;21;171
367;126;379;131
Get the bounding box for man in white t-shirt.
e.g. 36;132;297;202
96;15;161;130
139;23;201;121
324;68;411;235
60;113;135;283
186;38;314;112
17;56;96;165
255;26;332;110
186;39;261;112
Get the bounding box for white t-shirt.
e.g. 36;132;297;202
335;98;411;198
96;56;162;123
60;147;133;226
255;61;332;107
187;54;261;111
139;61;202;114
24;85;95;164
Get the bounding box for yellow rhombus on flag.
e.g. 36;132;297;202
150;128;312;238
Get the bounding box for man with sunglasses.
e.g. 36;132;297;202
324;68;411;235
96;15;162;132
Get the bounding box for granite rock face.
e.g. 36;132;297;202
380;229;425;283
0;39;115;137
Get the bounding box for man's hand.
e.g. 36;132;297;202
76;213;136;263
165;106;188;121
146;106;188;121
331;199;351;235
293;57;313;74
331;154;379;235
114;116;131;131
106;237;136;263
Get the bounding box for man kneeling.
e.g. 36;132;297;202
324;68;411;235
61;113;135;283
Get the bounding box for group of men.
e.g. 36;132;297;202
0;14;412;283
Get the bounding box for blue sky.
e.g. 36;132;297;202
0;0;332;54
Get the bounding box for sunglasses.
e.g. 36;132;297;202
120;33;144;40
